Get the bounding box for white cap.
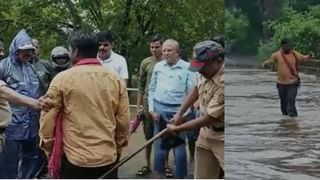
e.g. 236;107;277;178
18;44;35;50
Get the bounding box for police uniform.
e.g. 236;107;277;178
188;40;224;179
195;65;224;178
0;80;11;154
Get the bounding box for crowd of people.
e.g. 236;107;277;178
0;29;225;179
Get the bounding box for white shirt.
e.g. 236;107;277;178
100;51;129;79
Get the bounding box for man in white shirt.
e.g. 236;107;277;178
97;31;129;85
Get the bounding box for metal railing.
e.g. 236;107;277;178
127;88;139;92
127;87;140;108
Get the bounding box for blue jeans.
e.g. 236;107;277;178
0;137;41;179
153;102;187;178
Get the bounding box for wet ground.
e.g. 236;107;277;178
225;68;320;180
118;108;194;179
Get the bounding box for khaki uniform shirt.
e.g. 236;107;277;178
0;80;11;128
39;65;130;167
265;50;309;85
198;65;224;142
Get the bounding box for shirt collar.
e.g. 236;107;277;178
211;64;224;85
100;50;114;63
164;59;183;69
75;58;102;66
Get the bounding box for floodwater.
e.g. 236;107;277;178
225;68;320;180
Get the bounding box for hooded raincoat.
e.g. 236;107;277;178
0;30;41;140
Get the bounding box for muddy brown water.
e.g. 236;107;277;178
225;68;320;180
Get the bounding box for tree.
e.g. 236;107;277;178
258;7;320;59
0;0;224;78
225;7;249;53
225;0;318;54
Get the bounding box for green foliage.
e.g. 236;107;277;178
226;0;320;60
225;8;249;42
290;0;320;12
0;0;224;78
225;7;251;53
258;7;320;59
257;40;278;61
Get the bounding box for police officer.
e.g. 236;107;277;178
167;40;224;179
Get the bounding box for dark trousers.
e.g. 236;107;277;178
35;150;48;178
276;83;298;117
0;137;41;179
60;155;118;179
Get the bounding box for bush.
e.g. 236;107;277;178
258;7;320;60
257;40;278;62
225;7;250;54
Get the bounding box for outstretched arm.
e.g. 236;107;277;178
168;84;224;132
171;86;199;125
262;53;277;67
0;82;40;109
294;51;312;62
